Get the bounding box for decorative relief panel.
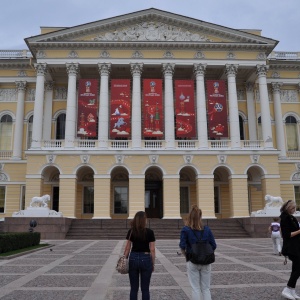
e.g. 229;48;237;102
254;89;272;102
218;155;227;164
18;70;27;77
251;155;260;163
163;51;174;59
0;89;17;102
68;50;78;58
194;51;205;59
80;155;90;164
100;50;110;58
36;50;46;58
93;22;212;42
280;90;298;102
237;88;245;100
184;155;193;164
149;155;158;164
26;89;36;101
131;50;143;58
115;155;124;164
54;87;68;100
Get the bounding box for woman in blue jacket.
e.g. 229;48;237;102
179;205;216;300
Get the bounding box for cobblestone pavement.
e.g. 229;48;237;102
0;238;295;299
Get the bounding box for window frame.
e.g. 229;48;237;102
113;184;128;214
0;186;6;213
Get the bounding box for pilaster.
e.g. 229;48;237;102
128;176;145;218
196;176;215;218
93;176;111;218
163;176;180;218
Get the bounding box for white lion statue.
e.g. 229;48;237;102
30;194;50;208
264;194;284;208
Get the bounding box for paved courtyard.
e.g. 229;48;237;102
0;238;295;299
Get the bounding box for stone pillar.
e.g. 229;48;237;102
131;63;143;148
196;176;215;218
59;175;77;218
43;81;54;141
162;63;175;148
245;82;257;140
229;175;249;217
93;176;111;219
65;63;79;148
12;81;26;159
256;65;273;148
226;64;240;149
128;176;145;218
98;63;111;148
31;63;47;148
163;176;181;219
272;82;286;158
194;64;208;149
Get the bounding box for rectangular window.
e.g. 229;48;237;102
20;185;26;210
180;186;189;214
214;186;220;214
295;186;300;210
0;186;6;213
114;186;128;214
83;186;94;214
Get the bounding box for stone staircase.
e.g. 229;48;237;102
65;218;250;240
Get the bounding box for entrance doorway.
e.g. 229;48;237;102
52;186;59;212
145;181;162;218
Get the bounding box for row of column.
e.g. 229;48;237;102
13;62;286;158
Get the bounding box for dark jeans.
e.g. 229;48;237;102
288;255;300;288
129;252;153;300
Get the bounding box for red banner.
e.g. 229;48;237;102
175;80;196;138
206;80;228;139
143;79;163;138
110;79;131;138
77;79;98;138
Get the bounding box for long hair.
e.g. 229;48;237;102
130;211;147;239
280;200;296;213
185;205;203;230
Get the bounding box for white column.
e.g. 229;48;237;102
98;63;111;148
12;81;26;159
43;81;54;141
131;63;143;148
31;63;47;148
65;63;79;148
226;64;240;149
256;65;273;149
272;82;286;157
245;82;257;140
163;63;175;148
194;63;208;149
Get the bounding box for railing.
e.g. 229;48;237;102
287;151;300;158
144;140;163;149
43;140;63;148
76;140;96;148
110;140;129;149
177;140;196;149
242;140;263;149
0;50;32;58
268;51;300;60
0;151;12;159
210;140;229;149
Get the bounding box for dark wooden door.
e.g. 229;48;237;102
145;181;162;218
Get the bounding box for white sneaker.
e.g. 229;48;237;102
282;287;296;300
291;289;300;300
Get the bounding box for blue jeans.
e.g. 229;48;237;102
129;252;153;300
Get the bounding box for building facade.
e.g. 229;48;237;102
0;8;300;220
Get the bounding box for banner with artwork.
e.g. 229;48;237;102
206;80;228;139
143;79;163;138
77;79;99;138
110;79;131;138
175;80;196;138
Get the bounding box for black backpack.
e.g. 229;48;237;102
190;227;215;265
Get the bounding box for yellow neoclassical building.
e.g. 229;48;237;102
0;8;300;221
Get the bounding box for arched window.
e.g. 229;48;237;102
239;115;245;140
286;116;299;151
27;115;33;149
257;116;262;140
0;114;13;150
56;113;66;140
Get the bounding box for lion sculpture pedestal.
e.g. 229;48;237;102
251;194;284;217
12;195;63;218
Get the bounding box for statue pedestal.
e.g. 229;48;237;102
12;207;63;218
251;207;281;217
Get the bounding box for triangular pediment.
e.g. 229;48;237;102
25;8;278;53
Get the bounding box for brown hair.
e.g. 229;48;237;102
273;217;279;222
130;211;147;240
185;205;203;230
280;200;296;213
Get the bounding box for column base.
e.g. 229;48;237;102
92;217;111;219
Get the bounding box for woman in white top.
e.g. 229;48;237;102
268;217;282;256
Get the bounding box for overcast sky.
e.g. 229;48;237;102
1;0;299;52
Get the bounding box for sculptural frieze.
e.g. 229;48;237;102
93;22;212;42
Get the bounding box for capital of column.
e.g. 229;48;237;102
225;64;238;76
45;81;54;91
193;63;207;76
34;63;47;76
162;63;175;76
98;63;111;76
271;82;283;94
66;63;79;76
256;64;269;77
245;82;254;92
15;81;27;91
130;63;143;76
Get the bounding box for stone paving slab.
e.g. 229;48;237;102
0;238;297;299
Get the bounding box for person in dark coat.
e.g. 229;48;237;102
280;200;300;300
